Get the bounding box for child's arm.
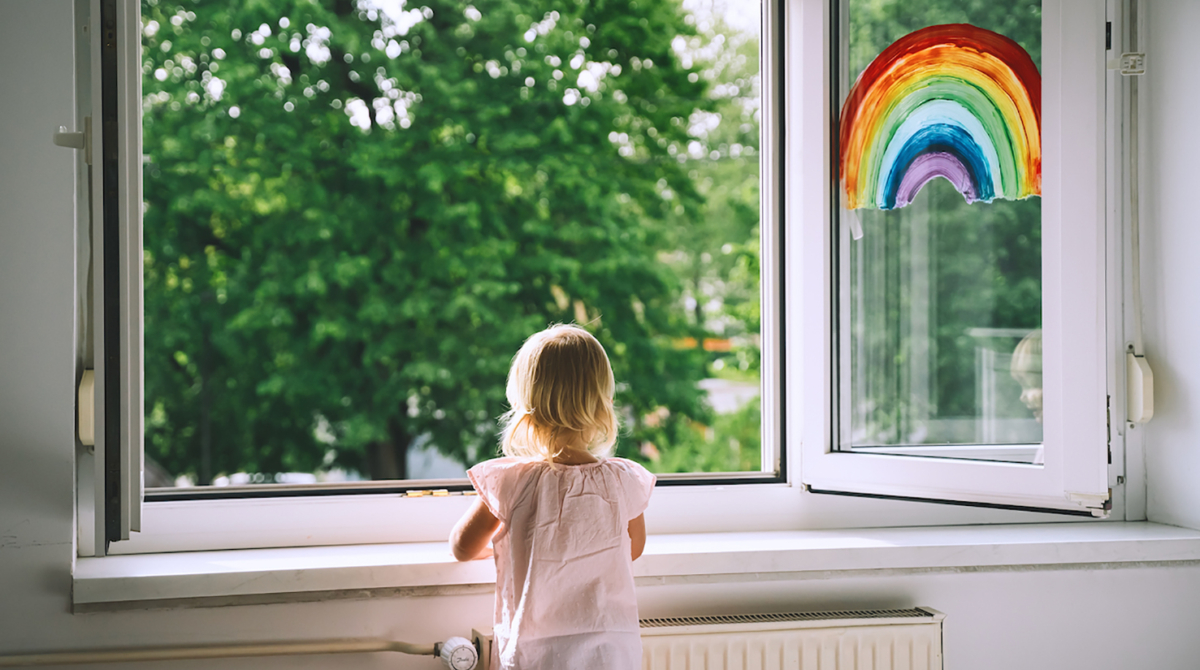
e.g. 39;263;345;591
628;513;646;561
449;497;501;561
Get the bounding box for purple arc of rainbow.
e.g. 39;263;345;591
895;152;977;209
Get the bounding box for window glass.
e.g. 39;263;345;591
140;0;762;489
837;0;1043;461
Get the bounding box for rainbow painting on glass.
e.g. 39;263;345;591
839;24;1041;211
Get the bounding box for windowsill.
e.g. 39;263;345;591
73;521;1200;612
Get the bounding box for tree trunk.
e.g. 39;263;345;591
198;319;213;486
365;419;411;480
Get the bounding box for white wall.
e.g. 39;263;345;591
4;2;1200;669
1141;0;1200;531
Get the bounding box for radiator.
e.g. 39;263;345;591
639;607;945;670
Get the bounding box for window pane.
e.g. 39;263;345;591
140;0;762;489
838;1;1042;461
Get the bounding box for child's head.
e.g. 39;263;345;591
499;324;618;461
1010;329;1043;423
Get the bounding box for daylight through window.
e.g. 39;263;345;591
140;0;765;490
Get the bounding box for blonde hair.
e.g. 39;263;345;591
1010;329;1042;390
499;324;619;461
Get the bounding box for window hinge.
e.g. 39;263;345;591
1067;490;1112;518
1106;394;1112;464
52;116;92;165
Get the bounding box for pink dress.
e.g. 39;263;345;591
467;456;656;670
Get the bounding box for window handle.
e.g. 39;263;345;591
52;117;92;165
1127;351;1154;424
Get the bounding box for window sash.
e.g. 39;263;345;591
83;0;144;558
795;0;1111;516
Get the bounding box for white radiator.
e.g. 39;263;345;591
639;607;945;670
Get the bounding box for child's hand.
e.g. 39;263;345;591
474;546;494;560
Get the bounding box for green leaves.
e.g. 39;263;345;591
142;0;761;483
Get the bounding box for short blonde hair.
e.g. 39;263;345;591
499;324;619;461
1010;329;1042;390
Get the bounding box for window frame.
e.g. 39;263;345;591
81;0;1133;558
79;0;144;558
796;0;1114;516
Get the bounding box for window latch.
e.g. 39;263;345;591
1108;52;1146;76
78;369;95;448
52;116;92;165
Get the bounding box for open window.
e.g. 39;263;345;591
796;0;1111;516
80;0;796;555
80;0;1119;559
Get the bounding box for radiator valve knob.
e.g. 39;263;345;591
438;636;478;670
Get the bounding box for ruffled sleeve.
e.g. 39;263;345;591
466;457;526;523
610;458;656;521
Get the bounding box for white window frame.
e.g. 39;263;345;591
80;0;1131;558
796;0;1113;516
78;0;144;558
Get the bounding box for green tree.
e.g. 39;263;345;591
651;396;761;473
658;9;760;340
141;0;720;482
635;4;764;472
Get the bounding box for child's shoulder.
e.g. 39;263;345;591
468;456;537;474
603;456;651;473
466;457;540;504
468;457;557;485
603;456;654;471
468;456;652;480
602;457;656;486
601;457;656;515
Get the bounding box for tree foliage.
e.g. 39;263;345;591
140;0;758;483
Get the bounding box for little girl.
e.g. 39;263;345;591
450;324;656;669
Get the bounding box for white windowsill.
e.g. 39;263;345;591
73;522;1200;611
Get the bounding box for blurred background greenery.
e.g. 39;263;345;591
140;0;763;485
